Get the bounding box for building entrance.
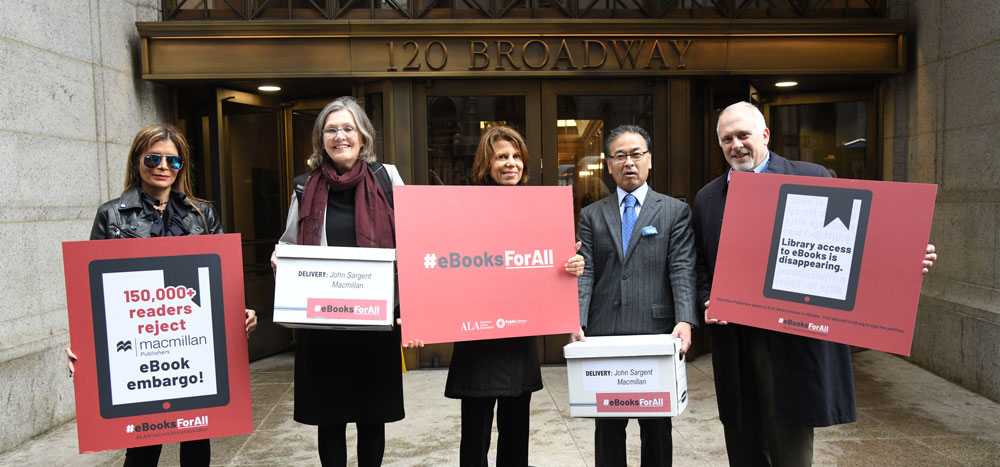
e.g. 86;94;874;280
182;78;692;366
407;78;681;366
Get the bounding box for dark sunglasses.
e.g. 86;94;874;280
143;154;183;171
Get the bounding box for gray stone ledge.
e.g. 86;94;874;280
0;207;98;224
0;36;141;76
0;332;70;366
920;276;1000;324
934;191;1000;204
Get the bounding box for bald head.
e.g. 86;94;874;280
716;102;771;172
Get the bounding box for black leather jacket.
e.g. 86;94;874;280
90;188;223;240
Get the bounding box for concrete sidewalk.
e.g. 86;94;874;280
2;350;998;466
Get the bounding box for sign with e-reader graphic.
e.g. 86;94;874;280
763;185;872;310
708;173;936;355
395;186;581;345
63;234;252;453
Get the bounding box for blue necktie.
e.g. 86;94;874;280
622;193;637;255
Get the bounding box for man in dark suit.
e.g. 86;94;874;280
693;102;936;467
572;124;697;467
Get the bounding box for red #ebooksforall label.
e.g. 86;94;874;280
306;298;388;321
596;392;671;413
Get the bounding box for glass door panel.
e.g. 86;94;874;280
427;95;527;185
218;90;293;360
769;101;869;179
763;91;877;181
554;94;654;227
540;81;656;364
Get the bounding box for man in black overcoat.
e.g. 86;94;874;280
694;102;937;467
692;102;855;467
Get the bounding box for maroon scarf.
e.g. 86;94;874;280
297;158;395;248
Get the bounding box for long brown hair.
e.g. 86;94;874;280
123;124;206;207
471;126;530;185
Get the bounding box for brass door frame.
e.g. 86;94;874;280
215;88;289;232
538;79;683;194
408;78;696;365
214;87;294;361
761;89;879;181
413;79;543;186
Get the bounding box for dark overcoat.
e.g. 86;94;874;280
692;152;857;428
445;337;542;399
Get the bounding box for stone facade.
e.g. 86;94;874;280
2;0;998;457
0;0;168;453
885;0;1000;402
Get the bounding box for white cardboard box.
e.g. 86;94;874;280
273;244;395;330
563;334;688;418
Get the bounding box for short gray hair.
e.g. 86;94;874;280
308;96;377;170
605;124;651;157
716;101;767;145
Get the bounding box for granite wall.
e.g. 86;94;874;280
0;0;168;452
884;0;1000;402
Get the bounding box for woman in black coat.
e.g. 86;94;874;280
273;96;406;467
67;123;257;467
445;126;584;467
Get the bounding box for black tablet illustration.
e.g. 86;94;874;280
763;184;872;311
88;254;229;419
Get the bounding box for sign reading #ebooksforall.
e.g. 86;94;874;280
395;185;581;345
62;234;252;453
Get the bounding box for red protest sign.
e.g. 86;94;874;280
62;234;252;453
708;172;936;356
395;185;581;345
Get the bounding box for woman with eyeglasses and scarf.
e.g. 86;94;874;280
271;96;410;467
66;123;257;467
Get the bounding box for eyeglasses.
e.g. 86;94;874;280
143;154;183;171
610;150;649;163
323;126;357;137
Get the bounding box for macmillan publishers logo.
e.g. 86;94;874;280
421;249;555;270
778;317;829;334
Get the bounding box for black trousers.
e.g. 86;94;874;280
123;439;210;467
460;393;531;467
318;422;386;467
594;418;672;467
723;327;813;467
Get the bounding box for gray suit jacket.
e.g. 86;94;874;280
577;187;697;336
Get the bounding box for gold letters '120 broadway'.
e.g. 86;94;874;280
385;39;693;72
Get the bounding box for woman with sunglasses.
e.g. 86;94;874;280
66;123;257;467
445;126;584;467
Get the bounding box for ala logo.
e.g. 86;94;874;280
460;320;493;332
125;424;135;433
